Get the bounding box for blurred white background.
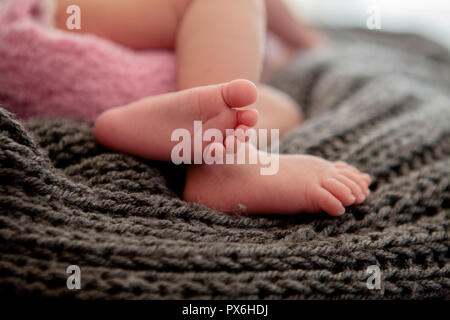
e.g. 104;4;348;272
286;0;450;49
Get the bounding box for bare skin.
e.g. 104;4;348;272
54;0;304;134
185;137;370;216
95;79;259;161
55;0;371;216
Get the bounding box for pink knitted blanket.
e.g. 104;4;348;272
0;0;177;120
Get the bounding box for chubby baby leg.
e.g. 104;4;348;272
176;0;266;89
54;0;191;49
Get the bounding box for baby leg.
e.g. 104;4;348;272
175;0;372;215
54;0;191;49
176;0;266;89
265;0;327;49
177;0;302;140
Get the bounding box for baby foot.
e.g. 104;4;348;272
184;140;371;216
94;79;258;161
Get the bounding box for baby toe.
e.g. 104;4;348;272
335;174;366;204
321;178;356;206
233;125;258;146
236;109;259;128
317;188;346;216
362;173;372;185
338;169;369;195
222;79;258;108
334;162;372;186
334;161;365;175
334;161;354;171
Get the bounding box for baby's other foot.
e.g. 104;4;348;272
94;79;258;161
292;157;371;215
184;140;371;216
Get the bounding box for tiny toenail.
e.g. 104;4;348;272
338;207;345;216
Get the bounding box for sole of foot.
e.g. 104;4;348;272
94;79;259;161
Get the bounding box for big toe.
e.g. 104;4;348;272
221;79;258;108
237;109;259;127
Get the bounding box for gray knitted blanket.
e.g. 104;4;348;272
0;29;449;299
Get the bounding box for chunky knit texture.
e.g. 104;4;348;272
0;29;449;299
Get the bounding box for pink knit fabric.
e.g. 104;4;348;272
0;0;177;120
